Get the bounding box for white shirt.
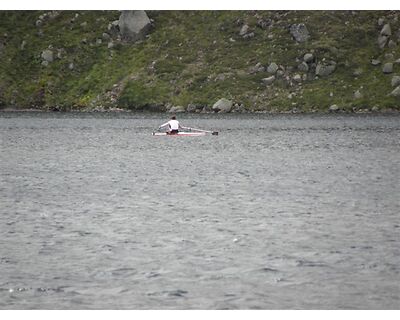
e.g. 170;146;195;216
161;119;180;131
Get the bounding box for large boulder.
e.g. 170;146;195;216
118;11;151;42
267;62;279;74
212;98;232;113
382;63;393;74
380;23;392;36
290;24;310;42
315;63;336;76
378;35;388;49
303;53;314;63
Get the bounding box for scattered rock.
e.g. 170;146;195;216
371;59;381;66
267;62;279;74
390;85;400;96
391;75;400;87
68;62;74;70
108;20;120;36
262;75;275;85
107;41;114;49
315;63;335;76
243;32;255;39
329;104;339;112
186;104;198;113
257;18;272;29
168;105;185;113
80;21;87;28
378;18;385;26
382;62;393;74
298;62;309;72
232;103;246;113
248;62;265;74
20;40;26;50
41;49;54;62
239;24;249;36
372;106;379;112
276;70;284;78
293;74;302;83
385;53;394;60
102;33;110;40
303;53;314;63
212;98;232;113
96;38;102;45
380;23;392;36
353;68;363;76
378;35;388;49
290;23;310;42
119;10;151;42
388;40;397;48
354;90;363;99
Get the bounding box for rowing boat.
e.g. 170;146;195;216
152;126;218;136
152;131;207;136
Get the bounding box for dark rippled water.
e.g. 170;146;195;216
0;112;399;309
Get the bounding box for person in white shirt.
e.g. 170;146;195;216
159;115;181;134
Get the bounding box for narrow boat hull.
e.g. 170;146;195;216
152;131;207;136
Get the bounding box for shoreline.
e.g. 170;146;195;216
1;107;399;115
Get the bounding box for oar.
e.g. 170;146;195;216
181;126;218;135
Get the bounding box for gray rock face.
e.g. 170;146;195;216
298;62;309;72
383;63;393;74
212;98;232;113
267;62;279;74
392;75;400;87
262;75;275;85
390;86;400;96
290;24;310;42
119;11;151;42
380;23;392;36
316;63;335;76
41;49;54;62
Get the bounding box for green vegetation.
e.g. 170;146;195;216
0;10;399;112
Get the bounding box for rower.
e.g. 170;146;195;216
158;115;181;134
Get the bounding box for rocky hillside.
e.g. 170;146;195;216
0;10;400;112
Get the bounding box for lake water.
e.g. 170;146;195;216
0;112;399;309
